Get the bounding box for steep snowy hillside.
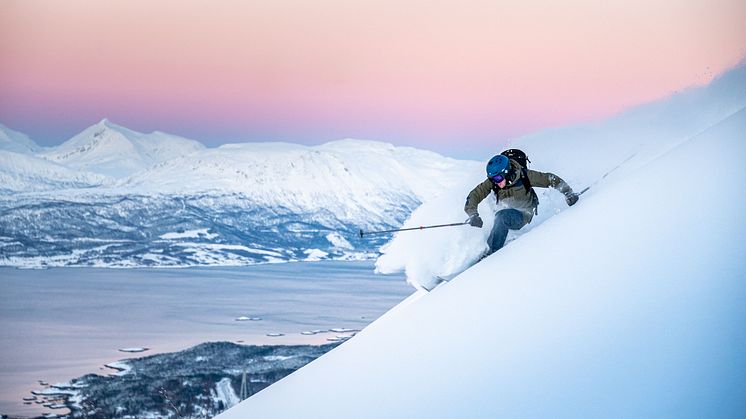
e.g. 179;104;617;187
511;59;746;187
0;123;41;154
0;150;107;193
376;61;746;289
40;119;205;177
218;82;746;417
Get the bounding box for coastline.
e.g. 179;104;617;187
32;341;342;418
0;262;411;417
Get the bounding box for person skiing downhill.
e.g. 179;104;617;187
465;151;579;255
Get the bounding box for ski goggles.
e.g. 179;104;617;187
490;173;507;183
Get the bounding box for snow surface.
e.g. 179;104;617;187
104;362;132;376
40;119;205;178
219;63;746;418
0;150;107;193
0;123;41;154
116;138;477;218
159;228;219;240
215;378;241;409
117;347;149;353
376;60;746;290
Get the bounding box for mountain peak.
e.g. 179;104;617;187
96;118;118;132
90;118;140;138
41;120;205;178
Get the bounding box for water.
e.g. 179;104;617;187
0;261;411;417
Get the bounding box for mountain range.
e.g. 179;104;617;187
0;120;478;268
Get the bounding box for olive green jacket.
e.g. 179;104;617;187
464;160;573;224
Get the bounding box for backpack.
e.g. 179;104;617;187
501;149;530;169
492;148;539;214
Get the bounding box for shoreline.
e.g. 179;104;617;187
0;262;411;417
11;337;347;418
36;341;341;418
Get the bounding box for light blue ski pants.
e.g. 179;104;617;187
488;209;527;254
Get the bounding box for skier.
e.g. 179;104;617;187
465;152;579;255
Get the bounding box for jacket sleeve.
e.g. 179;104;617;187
527;170;574;195
464;179;493;216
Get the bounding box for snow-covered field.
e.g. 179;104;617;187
215;378;240;410
218;63;746;417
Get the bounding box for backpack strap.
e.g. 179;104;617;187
521;168;539;215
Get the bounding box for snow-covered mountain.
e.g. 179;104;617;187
0;151;107;193
218;63;746;417
0;123;41;154
40;119;205;177
0;123;106;192
119;139;470;221
0;125;477;267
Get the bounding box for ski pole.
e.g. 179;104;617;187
578;152;637;196
359;222;468;238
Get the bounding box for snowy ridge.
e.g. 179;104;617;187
40;119;205;178
218;64;746;417
119;138;474;219
0;150;107;193
0;122;41;154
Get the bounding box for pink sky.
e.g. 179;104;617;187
1;0;745;155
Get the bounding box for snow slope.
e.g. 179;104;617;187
219;65;746;417
0;150;107;193
376;61;746;290
514;55;746;188
0;123;41;154
40;119;205;177
0;123;110;193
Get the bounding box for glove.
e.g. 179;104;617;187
466;214;483;228
565;192;579;206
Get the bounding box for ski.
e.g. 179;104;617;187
424;252;491;292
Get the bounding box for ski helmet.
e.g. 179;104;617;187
486;154;510;178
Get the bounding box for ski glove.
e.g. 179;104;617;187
466;214;483;228
565;192;579;206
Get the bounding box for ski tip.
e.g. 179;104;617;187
421;277;448;292
415;282;433;292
